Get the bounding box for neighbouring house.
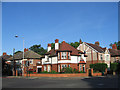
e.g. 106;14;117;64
41;39;87;73
0;52;12;76
77;41;111;68
8;48;42;75
109;44;120;63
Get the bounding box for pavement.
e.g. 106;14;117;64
1;75;120;88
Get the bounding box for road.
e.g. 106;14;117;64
2;75;119;88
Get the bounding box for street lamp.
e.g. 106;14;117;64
15;35;25;76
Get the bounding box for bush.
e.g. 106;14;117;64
79;71;85;73
73;68;79;73
61;67;73;73
50;70;59;74
41;71;48;73
90;63;107;72
110;63;118;72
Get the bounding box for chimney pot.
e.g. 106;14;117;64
55;39;59;43
112;44;117;50
95;41;100;46
48;43;51;47
3;52;7;56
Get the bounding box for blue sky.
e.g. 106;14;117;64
2;2;118;55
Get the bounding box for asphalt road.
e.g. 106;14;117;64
2;75;119;88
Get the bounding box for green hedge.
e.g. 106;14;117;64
110;63;118;72
90;63;107;72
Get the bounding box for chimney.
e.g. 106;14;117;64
79;39;82;44
55;39;59;50
95;41;100;46
112;44;117;50
3;52;7;56
24;48;29;52
47;43;51;52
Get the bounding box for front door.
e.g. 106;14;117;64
38;68;42;73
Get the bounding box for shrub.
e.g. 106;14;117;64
73;68;79;73
50;70;59;74
90;63;107;72
79;71;85;73
41;71;48;73
61;67;73;73
110;63;118;72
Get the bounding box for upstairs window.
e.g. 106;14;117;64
58;52;60;59
68;52;70;59
100;54;103;60
106;55;109;60
29;59;33;64
61;52;67;59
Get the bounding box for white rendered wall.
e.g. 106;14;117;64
55;43;59;50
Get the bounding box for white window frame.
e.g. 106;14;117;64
83;65;85;72
29;59;33;64
100;54;103;60
68;52;70;59
80;65;82;71
44;66;47;71
62;64;67;69
47;65;50;72
61;52;67;59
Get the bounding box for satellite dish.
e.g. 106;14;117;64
15;35;18;38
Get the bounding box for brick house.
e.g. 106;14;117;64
8;48;42;75
77;41;111;68
41;39;87;73
109;44;120;63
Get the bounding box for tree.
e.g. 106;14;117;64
29;44;47;55
109;41;120;50
14;51;22;54
69;42;80;48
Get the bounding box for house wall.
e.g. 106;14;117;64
77;43;111;68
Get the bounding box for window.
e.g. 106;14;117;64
47;57;49;61
80;65;82;71
62;64;67;69
47;65;50;72
58;53;60;59
68;52;70;59
61;52;67;59
83;65;85;72
44;66;47;71
29;59;33;64
106;55;109;60
68;64;70;67
100;55;103;60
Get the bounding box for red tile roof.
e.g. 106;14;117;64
108;49;120;56
86;43;104;53
79;60;86;63
46;41;85;56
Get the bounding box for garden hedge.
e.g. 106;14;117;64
90;63;107;72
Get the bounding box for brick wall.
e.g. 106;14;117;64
24;73;88;77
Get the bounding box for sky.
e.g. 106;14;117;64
2;2;118;55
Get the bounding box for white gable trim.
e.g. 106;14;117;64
83;42;99;53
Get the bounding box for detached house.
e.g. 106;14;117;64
42;39;87;72
109;44;120;63
8;48;42;75
77;41;111;68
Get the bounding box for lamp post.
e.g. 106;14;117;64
15;35;25;76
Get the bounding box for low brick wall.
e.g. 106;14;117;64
93;73;102;76
24;73;88;77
